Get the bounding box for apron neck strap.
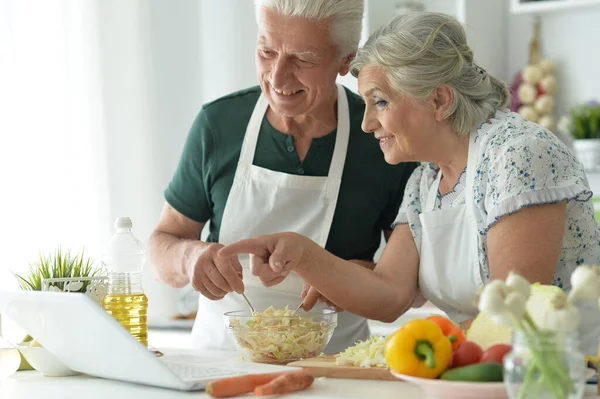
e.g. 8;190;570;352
327;85;350;180
424;131;480;213
464;130;480;219
238;94;269;166
238;85;350;180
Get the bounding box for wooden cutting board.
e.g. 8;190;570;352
287;355;396;380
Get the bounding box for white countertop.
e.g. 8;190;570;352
3;360;599;399
3;307;599;399
2;344;599;399
0;370;428;399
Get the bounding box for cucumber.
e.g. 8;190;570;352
440;362;503;382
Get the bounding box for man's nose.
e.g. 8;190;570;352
270;57;292;88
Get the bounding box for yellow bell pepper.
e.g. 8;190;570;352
385;319;452;379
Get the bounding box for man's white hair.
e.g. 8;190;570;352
254;0;364;57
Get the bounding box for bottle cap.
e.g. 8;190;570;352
115;217;133;229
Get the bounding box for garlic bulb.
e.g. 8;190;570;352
540;75;558;95
517;83;538;105
522;65;544;84
518;106;539;122
539;59;557;75
538;115;556;132
534;94;555;115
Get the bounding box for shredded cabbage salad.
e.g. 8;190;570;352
335;335;388;368
228;306;334;363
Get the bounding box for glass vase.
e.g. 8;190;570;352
503;329;586;399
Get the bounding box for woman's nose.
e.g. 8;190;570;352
361;109;379;134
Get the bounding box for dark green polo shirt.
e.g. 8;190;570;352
165;86;417;261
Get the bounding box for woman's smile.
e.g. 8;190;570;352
376;135;395;148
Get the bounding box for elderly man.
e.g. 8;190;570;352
148;0;416;353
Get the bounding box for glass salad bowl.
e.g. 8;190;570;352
224;307;337;364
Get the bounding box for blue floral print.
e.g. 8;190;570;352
394;110;600;289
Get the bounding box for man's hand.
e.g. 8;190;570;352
301;281;343;312
186;243;244;300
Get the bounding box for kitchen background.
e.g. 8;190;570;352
1;0;599;341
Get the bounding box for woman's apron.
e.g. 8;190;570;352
417;124;600;356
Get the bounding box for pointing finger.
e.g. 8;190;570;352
218;238;269;258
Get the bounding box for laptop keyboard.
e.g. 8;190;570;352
163;362;246;382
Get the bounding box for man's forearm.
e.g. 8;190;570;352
147;231;208;288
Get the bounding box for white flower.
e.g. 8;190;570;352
506;272;531;299
567;265;600;303
479;280;508;314
538;291;580;332
478;279;527;328
505;291;527;320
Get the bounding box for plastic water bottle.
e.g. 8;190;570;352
101;217;148;347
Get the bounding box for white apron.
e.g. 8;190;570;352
417;122;600;356
418;130;483;324
191;85;369;353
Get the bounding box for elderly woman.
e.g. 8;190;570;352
148;0;416;353
219;12;600;355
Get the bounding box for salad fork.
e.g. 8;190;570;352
291;300;304;315
241;293;255;313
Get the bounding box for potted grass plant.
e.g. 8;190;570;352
12;248;102;372
570;101;600;171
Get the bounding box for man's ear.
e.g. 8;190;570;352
338;52;356;76
432;84;454;122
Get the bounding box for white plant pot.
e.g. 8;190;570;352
573;139;600;172
17;345;79;377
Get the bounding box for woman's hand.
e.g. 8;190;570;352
301;281;343;312
218;232;312;286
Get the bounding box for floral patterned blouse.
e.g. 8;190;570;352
394;109;600;290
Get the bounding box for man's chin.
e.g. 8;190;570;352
267;101;307;119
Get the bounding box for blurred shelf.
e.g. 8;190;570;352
511;0;600;14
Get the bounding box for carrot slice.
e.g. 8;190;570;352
206;371;290;398
254;369;315;396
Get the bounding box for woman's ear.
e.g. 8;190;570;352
432;85;454;122
338;52;356;76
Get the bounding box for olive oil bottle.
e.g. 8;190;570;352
102;217;148;347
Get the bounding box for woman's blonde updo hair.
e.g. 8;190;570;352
351;12;510;136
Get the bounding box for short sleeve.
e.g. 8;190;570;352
377;162;418;231
392;164;427;229
164;107;216;223
484;125;591;228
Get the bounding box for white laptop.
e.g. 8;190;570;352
0;291;295;391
